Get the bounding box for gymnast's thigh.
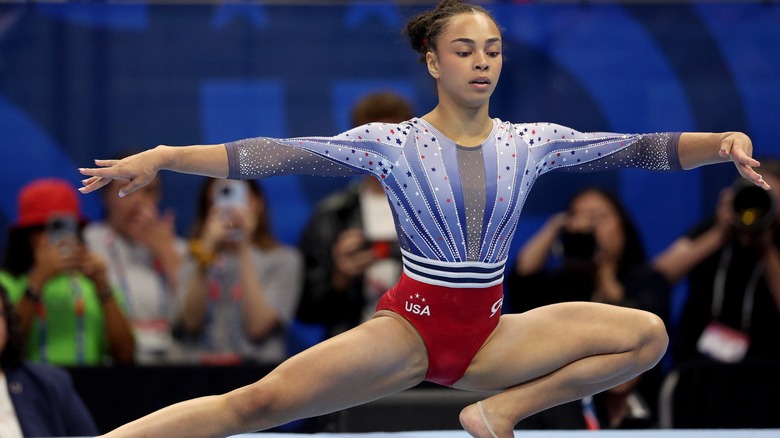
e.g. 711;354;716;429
255;312;429;417
452;301;658;391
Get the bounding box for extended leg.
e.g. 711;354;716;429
100;313;428;438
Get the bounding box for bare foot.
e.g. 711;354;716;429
459;401;504;438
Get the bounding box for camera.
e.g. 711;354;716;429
731;179;777;233
561;230;597;262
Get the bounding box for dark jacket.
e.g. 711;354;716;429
297;182;367;337
7;362;98;437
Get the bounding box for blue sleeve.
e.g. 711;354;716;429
224;122;409;180
517;123;682;176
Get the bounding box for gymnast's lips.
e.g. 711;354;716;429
469;76;491;85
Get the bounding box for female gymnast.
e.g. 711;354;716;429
78;1;769;437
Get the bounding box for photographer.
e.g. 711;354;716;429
510;187;670;322
653;158;780;364
508;187;670;429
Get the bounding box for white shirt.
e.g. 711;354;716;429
0;373;23;438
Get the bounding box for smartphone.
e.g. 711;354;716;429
46;214;78;245
46;214;78;258
213;180;248;211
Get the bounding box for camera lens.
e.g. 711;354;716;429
562;231;597;261
732;182;776;232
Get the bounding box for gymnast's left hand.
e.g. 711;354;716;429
78;147;162;197
720;132;771;190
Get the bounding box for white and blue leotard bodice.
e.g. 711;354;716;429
226;118;681;288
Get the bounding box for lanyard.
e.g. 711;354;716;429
205;256;244;353
711;244;762;331
106;231;170;317
581;396;600;430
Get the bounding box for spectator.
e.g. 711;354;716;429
174;178;303;364
511;187;670;322
296;91;413;339
509;187;671;429
0;178;135;366
0;282;98;437
653;158;780;365
83;151;185;364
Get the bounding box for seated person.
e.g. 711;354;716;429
0;283;98;437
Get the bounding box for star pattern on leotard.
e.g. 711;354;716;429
231;119;678;266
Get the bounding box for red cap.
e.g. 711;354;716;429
16;178;84;228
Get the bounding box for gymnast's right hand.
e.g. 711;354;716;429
78;147;162;197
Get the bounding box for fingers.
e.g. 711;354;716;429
78;159;146;197
720;134;770;190
737;162;771;190
729;147;761;168
115;179;146;198
78;176;112;194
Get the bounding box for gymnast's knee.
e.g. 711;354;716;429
636;311;669;368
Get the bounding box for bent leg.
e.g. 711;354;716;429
101;313;428;438
456;302;668;438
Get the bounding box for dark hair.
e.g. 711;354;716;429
192;178;278;250
0;284;24;368
404;0;498;63
570;187;647;271
351;92;415;127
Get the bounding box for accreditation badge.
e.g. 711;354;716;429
696;320;750;363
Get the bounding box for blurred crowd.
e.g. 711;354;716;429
1;92;778;435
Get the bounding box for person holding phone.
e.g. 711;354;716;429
0;178;135;366
175;178;303;365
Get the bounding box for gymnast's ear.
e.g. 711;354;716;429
426;51;440;79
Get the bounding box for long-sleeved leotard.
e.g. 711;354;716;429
226;117;681;385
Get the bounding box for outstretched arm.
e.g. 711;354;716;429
678;132;770;189
79;144;228;197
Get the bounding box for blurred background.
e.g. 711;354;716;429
2;0;779;433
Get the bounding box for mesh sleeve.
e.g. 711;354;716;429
225;137;364;180
563;132;682;173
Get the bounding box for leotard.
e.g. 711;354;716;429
226;117;681;385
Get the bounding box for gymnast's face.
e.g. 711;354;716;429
426;12;502;109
